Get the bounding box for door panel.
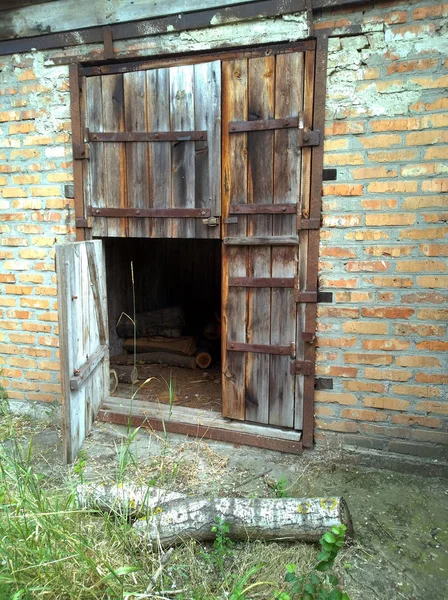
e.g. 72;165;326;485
83;62;221;238
222;50;309;429
56;240;109;463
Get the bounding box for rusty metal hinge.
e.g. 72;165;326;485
290;360;315;376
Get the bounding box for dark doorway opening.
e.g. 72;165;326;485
104;238;222;412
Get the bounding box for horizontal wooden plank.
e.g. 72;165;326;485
229;277;295;288
101;396;303;442
224;236;298;245
229;203;296;214
228;342;293;355
88;130;207;142
70;344;108;391
87;207;211;218
229;116;298;133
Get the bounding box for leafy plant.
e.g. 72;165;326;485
201;516;234;575
273;476;289;498
73;449;87;483
275;524;349;600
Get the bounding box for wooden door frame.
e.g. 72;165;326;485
68;35;328;453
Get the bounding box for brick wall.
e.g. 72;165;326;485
0;0;446;459
314;1;448;459
0;54;74;403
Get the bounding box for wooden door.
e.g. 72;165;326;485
222;49;315;429
82;62;221;239
56;240;109;463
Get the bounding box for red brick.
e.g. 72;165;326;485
361;199;397;210
401;226;448;240
416;373;448;384
412;4;448;19
344;353;393;365
342;321;387;335
360;134;401;149
364;367;412;382
391;414;441;428
363;397;410;411
361;307;414;319
317;337;357;348
422;179;448;193
365;213;415;226
415;401;448;415
324;153;364;166
402;292;447;304
395;323;446;337
371;118;420;132
386;59;438;75
322;184;363;196
395;356;441;368
314;391;357;406
368;149;417;163
417;275;448;288
366;276;413;288
341;409;388;422
417;308;448;321
320;247;356;258
343;380;386;393
406;130;448;146
334;291;373;303
398;260;447;273
317;365;358;378
318;307;359;319
352;167;397;179
362;339;410;351
315;419;358;433
392;384;441;397
346;261;389;272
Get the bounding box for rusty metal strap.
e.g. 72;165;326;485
229;117;298;133
70;344;108;391
297;129;321;147
87;207;211;218
297;218;320;230
229;203;297;215
227;342;294;356
87;130;207;142
229;277;295;288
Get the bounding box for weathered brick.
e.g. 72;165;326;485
392;384;441;398
395;355;441;368
359;134;401;149
315;391;357;406
343;380;386;393
386;58;438;75
415;401;448;415
342;321;387;335
322;184;363;196
364;367;412;382
397;260;447;272
416;373;448;384
315;419;358;433
417;275;448;288
352;167;397;179
361;307;414;319
359;423;409;439
346;261;389;272
366;276;413;288
412;4;448;20
362;339;410;351
405;130;448;146
317;337;357;348
422;179;448;193
368;149;417;163
344;353;393;365
391;414;441;428
417;308;448;321
341;409;388;422
401;226;448;240
334;291;373;303
363;396;410;411
365;213;415;226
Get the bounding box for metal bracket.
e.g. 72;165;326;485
298;129;321;147
203;217;219;227
290;360;315;376
297;218;320;230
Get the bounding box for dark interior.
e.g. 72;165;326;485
104;238;222;357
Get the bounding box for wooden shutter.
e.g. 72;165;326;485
222;49;312;429
56;240;109;463
83;62;221;239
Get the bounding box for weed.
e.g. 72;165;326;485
273;476;289;498
201;516;234;576
275;524;349;600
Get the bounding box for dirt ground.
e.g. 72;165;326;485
112;364;222;411
3;410;448;600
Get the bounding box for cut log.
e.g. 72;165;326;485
111;352;197;370
112;365;139;384
134;496;353;547
76;483;185;517
123;336;197;356
116;306;185;338
195;351;212;369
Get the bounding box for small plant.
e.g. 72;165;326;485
202;516;234;575
73;449;87;483
275;524;349;600
273;476;289;498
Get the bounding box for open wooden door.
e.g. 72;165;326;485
222;45;318;432
56;240;109;463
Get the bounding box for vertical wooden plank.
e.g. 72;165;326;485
194;61;221;239
295;49;315;432
302;37;328;447
170;65;195;238
102;74;126;237
124;71;149;238
269;52;303;427
69;64;86;242
245;55;275;425
85;76;106;237
221;58;248;421
147;67;171;238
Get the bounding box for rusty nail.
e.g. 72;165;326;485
231;125;236;131
303;133;310;142
234;206;239;211
235;280;239;284
155;133;159;139
96;209;100;214
136;210;140;215
282;207;286;212
284;119;289;126
201;210;206;215
71;295;78;300
73;369;80;376
230;344;234;349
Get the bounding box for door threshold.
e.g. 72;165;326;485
98;396;303;454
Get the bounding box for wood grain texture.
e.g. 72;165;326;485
124;71;149;237
245;55;275;425
194;61;221;239
102;74;127;236
56;240;109;463
295;49;315;431
221;58;248;421
146;68;171;238
269;52;303;427
84;76;106;237
170;65;195;238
